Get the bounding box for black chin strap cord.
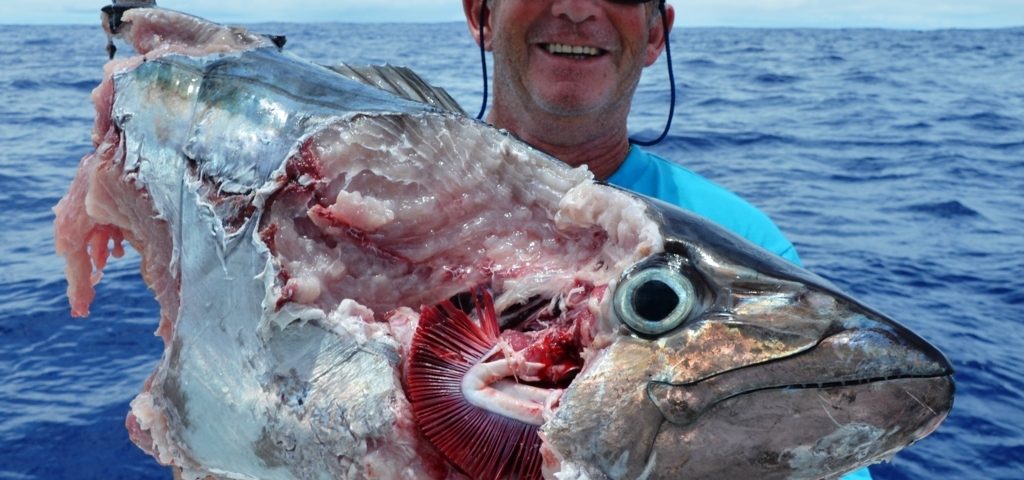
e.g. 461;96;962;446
630;2;675;146
475;3;489;120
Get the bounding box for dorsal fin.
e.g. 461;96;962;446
326;63;466;115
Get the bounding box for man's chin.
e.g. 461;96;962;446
531;91;614;119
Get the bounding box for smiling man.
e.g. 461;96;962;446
463;0;801;263
462;1;873;478
468;0;665;180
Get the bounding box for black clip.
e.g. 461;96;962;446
100;5;134;34
268;35;287;49
102;4;135;59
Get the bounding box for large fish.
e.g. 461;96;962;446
53;7;954;480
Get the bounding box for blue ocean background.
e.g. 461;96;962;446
1;20;1022;479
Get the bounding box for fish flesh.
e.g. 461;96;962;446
53;7;954;480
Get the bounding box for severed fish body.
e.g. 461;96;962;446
53;8;953;480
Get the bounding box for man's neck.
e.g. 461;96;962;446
487;108;632;181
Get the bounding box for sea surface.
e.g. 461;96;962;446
1;21;1022;480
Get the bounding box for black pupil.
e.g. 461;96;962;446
633;280;679;322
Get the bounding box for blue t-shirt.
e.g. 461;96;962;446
607;146;874;480
606;146;801;265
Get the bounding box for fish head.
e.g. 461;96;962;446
541;197;955;478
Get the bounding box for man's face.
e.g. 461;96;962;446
486;0;664;120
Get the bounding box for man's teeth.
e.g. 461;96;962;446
546;43;601;57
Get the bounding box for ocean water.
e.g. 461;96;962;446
1;21;1022;479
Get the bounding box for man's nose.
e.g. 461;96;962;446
551;0;600;24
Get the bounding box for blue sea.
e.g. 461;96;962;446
1;21;1022;479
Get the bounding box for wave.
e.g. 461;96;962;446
6;78;99;93
902;200;984;219
937;112;1023;132
753;73;802;84
665;132;795;150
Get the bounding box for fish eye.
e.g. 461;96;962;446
614;267;697;336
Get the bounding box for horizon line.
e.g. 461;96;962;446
2;20;1022;30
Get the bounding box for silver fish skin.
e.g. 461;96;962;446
53;7;953;480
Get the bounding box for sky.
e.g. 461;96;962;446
1;0;1022;29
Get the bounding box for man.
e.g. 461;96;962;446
462;0;800;264
461;1;873;479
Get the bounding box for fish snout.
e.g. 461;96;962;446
639;304;954;478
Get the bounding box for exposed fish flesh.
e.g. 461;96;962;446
53;8;954;480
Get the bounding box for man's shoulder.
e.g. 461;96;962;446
609;148;738;203
607;147;800;264
608;147;768;225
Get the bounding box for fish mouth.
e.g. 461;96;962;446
647;327;954;427
640;322;954;477
645;375;954;478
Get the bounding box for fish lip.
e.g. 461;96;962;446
648;368;956;409
647;374;956;429
645;327;955;427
